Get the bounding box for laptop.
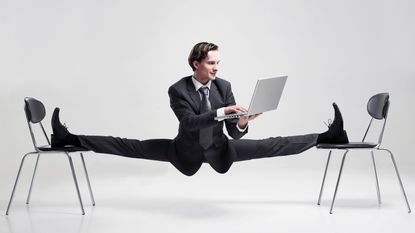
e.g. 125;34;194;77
214;76;288;120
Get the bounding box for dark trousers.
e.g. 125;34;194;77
78;134;318;162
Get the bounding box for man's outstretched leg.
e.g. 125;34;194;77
51;108;172;162
232;103;348;161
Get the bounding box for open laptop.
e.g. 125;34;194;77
215;76;288;120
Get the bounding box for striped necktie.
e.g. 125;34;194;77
198;86;213;149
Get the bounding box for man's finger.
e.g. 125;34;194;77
237;106;247;112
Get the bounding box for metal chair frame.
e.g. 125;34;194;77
317;94;411;214
6;98;95;215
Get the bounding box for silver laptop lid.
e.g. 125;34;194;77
246;76;287;115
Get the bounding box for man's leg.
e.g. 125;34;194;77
231;102;349;161
78;136;172;162
231;134;318;162
51;107;172;162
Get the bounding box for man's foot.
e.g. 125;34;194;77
51;108;80;147
317;103;349;144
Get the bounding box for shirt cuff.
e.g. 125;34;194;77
236;122;248;132
216;107;225;121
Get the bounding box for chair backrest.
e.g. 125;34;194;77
367;93;390;120
25;97;46;123
24;97;51;151
362;93;390;146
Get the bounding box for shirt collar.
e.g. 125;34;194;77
191;75;211;91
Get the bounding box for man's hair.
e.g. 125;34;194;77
188;42;219;71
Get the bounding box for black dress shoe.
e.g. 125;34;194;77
317;103;349;144
51;108;79;147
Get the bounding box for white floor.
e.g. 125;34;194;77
1;157;414;233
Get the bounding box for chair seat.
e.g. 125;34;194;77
38;145;89;152
316;142;378;149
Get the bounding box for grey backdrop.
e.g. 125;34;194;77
1;0;414;201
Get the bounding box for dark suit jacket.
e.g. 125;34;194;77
167;76;248;176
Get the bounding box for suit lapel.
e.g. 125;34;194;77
209;81;224;109
186;78;201;112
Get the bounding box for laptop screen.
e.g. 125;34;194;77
247;76;288;115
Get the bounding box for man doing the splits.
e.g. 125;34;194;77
51;42;349;176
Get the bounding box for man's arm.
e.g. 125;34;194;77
222;83;248;140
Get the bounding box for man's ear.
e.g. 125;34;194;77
193;61;199;70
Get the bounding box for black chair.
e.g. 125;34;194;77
316;93;411;214
6;97;95;215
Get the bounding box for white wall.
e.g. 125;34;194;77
1;0;414;200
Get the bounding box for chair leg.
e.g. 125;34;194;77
66;153;85;215
80;153;96;206
329;150;349;214
317;150;332;205
6;152;37;215
379;148;411;213
371;151;382;205
26;153;41;205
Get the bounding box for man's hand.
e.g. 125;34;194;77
237;113;261;129
224;105;247;115
224;105;261;129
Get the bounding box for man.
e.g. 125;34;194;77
51;42;348;176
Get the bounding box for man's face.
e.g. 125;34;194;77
193;50;219;84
